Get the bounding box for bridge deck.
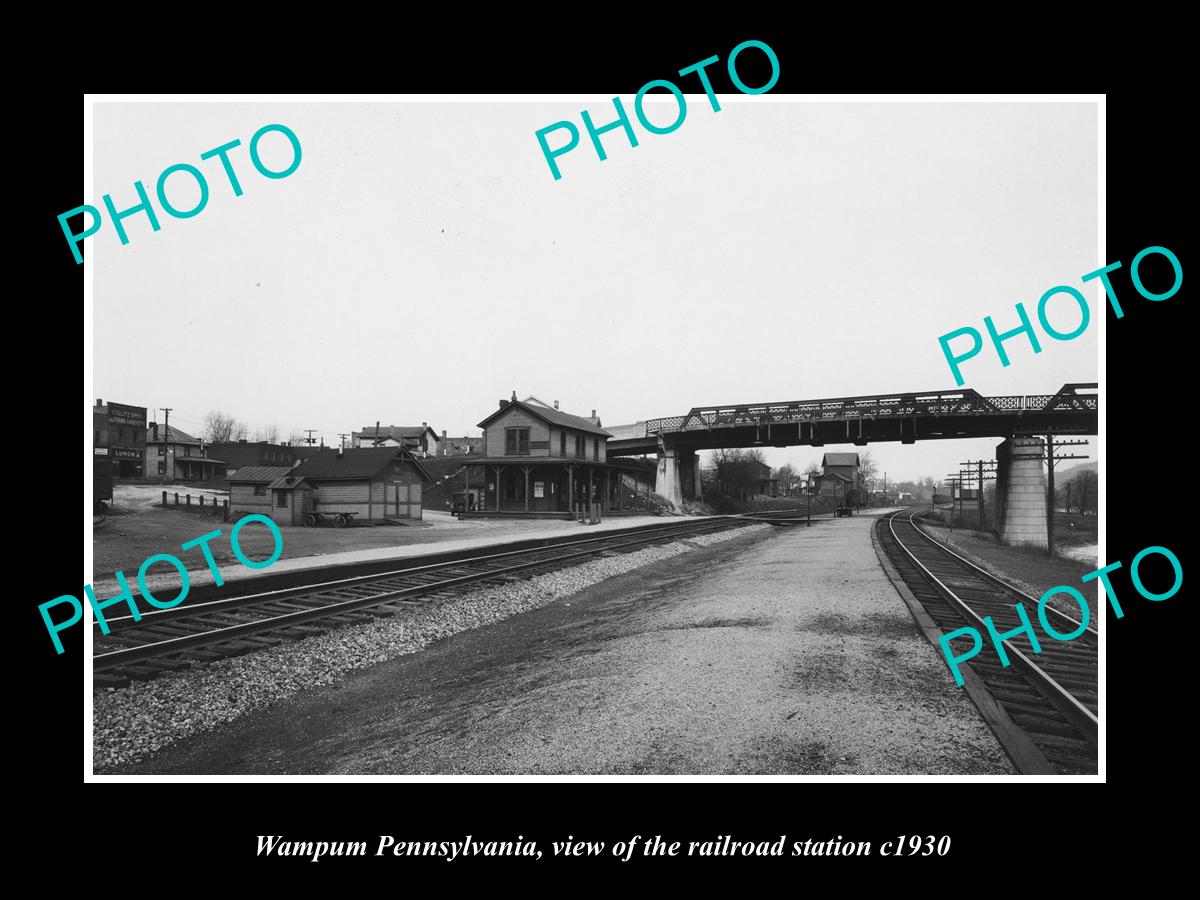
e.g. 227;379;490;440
608;383;1097;453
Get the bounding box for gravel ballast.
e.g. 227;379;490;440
93;525;768;772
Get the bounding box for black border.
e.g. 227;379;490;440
25;28;1187;878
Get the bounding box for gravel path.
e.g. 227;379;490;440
93;525;765;772
106;514;1012;775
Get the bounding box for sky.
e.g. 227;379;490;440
91;99;1099;485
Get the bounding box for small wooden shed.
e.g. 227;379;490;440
227;466;295;520
276;446;432;525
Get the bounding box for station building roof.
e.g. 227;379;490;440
477;399;612;436
290;446;432;482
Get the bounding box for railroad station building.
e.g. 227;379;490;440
461;394;656;517
261;446;432;526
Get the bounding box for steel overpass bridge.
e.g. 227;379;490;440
607;383;1097;455
606;383;1097;549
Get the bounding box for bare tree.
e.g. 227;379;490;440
1073;469;1097;515
204;410;246;443
254;422;280;443
287;431;304;447
712;448;765;499
776;463;799;496
858;450;879;491
920;476;937;500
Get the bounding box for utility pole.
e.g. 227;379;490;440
1011;435;1089;558
1046;434;1088;558
304;429;318;446
160;407;173;485
960;459;997;532
958;468;969;528
338;433;349;450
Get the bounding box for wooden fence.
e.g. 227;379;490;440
161;490;230;519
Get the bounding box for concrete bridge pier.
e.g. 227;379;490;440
995;436;1047;548
655;446;702;510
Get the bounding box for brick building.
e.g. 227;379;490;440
94;399;147;478
209;440;299;476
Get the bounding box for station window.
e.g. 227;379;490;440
158;445;165;456
593;437;599;461
275;490;287;508
254;485;266;496
559;432;566;456
574;433;584;459
505;427;530;456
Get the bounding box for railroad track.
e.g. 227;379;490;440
877;507;1098;775
92;514;782;689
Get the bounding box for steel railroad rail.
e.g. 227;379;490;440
92;514;777;686
878;508;1098;775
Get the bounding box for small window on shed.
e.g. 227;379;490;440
275;490;288;508
254;485;266;496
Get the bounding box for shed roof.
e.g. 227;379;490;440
822;452;860;467
290;446;432;482
227;465;293;484
477;400;611;436
268;473;311;490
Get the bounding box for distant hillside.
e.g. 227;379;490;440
1056;460;1098;481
